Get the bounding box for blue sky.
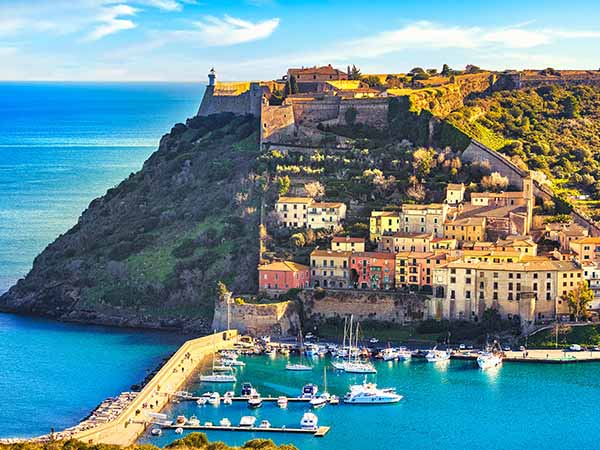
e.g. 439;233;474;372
2;0;600;81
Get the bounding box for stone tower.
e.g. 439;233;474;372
523;174;533;234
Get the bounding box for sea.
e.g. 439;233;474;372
141;353;600;450
0;82;204;438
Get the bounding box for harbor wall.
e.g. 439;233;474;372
300;289;426;324
212;294;300;336
70;330;238;446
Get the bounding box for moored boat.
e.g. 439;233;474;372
300;383;318;399
219;418;232;427
239;416;257;427
277;396;288;408
259;420;272;428
425;348;451;362
248;393;263;409
300;412;318;430
151;428;162;436
343;380;403;404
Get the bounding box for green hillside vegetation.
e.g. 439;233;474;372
450;85;600;207
0;113;264;330
0;434;296;450
526;324;600;348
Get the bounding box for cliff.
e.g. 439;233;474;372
0;113;262;331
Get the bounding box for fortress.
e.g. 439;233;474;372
197;66;600;149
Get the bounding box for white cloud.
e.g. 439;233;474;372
86;4;137;41
191;15;280;46
133;0;196;11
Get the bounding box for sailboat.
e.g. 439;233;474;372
331;317;349;370
477;340;503;370
343;319;376;374
286;328;313;371
310;367;330;408
200;331;237;383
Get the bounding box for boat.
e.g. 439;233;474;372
175;415;187;425
331;359;346;370
425;347;451;362
222;358;245;367
300;383;319;399
259;420;272;429
196;397;208;406
241;382;258;397
174;427;183;434
207;392;221;405
337;316;377;374
219;418;232;427
343;361;377;374
343;379;403;404
369;338;379;344
477;352;503;369
329;395;340;405
151;428;162;436
300;412;318;431
204;421;213;427
239;416;257;427
310;395;328;409
187;415;200;426
286;329;313;371
305;344;319;358
381;346;399;361
223;396;233;405
200;331;237;383
277;396;288;408
248;393;263;409
174;391;194;399
397;347;412;361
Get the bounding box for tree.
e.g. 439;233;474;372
290;233;306;247
304;181;325;199
481;172;509;192
361;75;383;89
283;75;298;97
277;176;291;195
412;147;436;177
344;107;358;126
406;176;426;202
465;64;481;74
348;65;361;80
441;63;452;77
562;282;594;322
560;95;580;119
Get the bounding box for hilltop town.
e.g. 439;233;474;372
4;63;600;342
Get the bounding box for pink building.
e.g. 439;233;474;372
258;261;310;295
350;252;396;290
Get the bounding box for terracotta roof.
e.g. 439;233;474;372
259;261;309;272
447;258;580;272
402;203;445;211
289;65;345;76
371;210;399;217
277;197;313;204
447;183;465;190
332;236;365;243
312;202;345;208
352;251;396;259
572;237;600;244
311;249;352;258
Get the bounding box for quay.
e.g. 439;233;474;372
452;348;600;364
65;330;239;446
163;424;330;437
179;396;313;403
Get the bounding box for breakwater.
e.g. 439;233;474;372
59;330;238;446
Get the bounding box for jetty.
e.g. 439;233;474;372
178;395;313;403
452;348;600;364
164;424;330;437
61;330;239;446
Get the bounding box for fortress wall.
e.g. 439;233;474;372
339;98;389;127
300;290;426;324
197;83;266;117
261;102;295;143
290;97;341;124
212;295;299;336
461;140;528;189
455;72;496;96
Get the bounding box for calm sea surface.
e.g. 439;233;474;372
141;354;600;450
0;82;203;438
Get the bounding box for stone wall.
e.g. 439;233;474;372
300;289;426;324
197;83;266;117
261;101;295;143
212;294;300;336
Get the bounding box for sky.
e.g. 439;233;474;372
2;0;600;81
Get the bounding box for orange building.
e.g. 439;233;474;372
258;261;310;295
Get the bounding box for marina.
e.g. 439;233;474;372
162;424;330;437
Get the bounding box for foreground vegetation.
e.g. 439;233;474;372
0;434;296;450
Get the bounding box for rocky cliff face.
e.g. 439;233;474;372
0;113;263;331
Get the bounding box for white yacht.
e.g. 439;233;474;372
277;396;288;408
425;348;451;362
151;428;162;436
300;383;319;399
259;420;272;429
300;412;318;430
477;351;503;370
207;392;221;405
247;393;263;409
310;394;328;409
343;380;403;404
187;415;200;426
381;347;399;361
239;416;257;427
286;362;313;371
219;418;232;427
342;361;377;374
397;347;412;361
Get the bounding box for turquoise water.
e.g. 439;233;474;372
0;82;204;438
141;354;600;450
0;82;204;293
0;312;184;438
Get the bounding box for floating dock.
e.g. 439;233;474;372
164;424;330;437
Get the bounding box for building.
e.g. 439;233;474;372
433;258;582;323
396;251;448;292
431;237;458;250
258;261;310;295
349;252;396;290
287;65;348;84
570;237;600;262
399;203;448;237
495;236;537;256
307;201;347;230
443;217;486;242
582;261;600;311
544;221;588;251
446;183;465;205
369;210;401;242
275;197;346;230
470;191;528;207
379;232;433;253
275;197;312;228
310;249;351;288
331;236;365;252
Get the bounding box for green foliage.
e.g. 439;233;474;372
171;238;197;259
347;64;361;80
562;282;594;321
361;75;384;89
277;176;291;195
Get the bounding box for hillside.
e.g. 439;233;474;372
0;113;262;331
447;85;600;217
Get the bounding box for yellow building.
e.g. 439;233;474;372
369;211;400;242
444;217;486;242
379;232;433;253
446;183;465;205
307;202;346;230
495;236;538;256
331;236;365;252
310;249;351;288
275;197;312;228
399;203;448;237
433;258;582;322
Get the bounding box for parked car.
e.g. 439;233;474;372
459;344;466;350
569;344;582;352
503;346;511;352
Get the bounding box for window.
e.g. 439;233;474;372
493;282;498;290
466;269;472;275
466;290;471;299
508;293;513;301
546;282;551;290
533;273;538;279
493;272;498;278
493;292;498;300
450;277;456;284
509;273;514;279
466;278;471;284
508;282;513;290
